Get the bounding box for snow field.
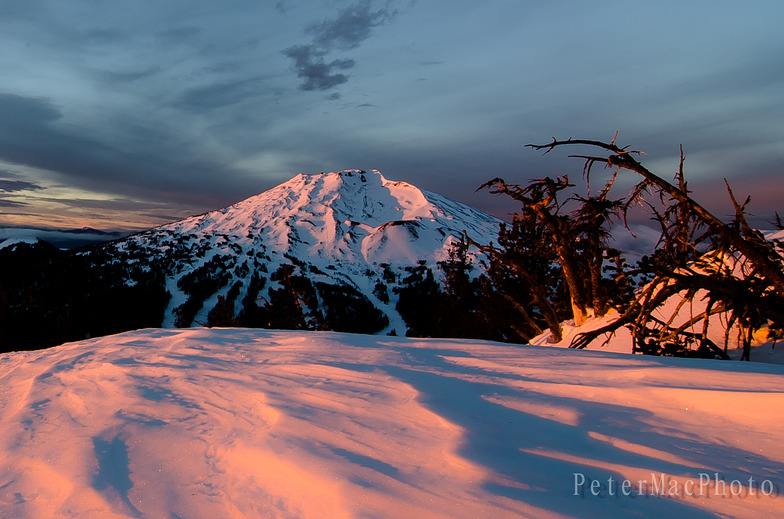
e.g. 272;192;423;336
1;328;782;518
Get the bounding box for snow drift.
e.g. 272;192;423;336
1;328;782;518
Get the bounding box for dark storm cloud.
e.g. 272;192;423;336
306;0;396;50
283;44;354;91
0;199;27;208
283;0;396;91
0;93;245;206
0;93;116;175
0;178;44;192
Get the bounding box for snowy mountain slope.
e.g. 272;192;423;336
1;328;782;518
95;169;501;334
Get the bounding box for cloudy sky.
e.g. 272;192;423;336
1;0;782;230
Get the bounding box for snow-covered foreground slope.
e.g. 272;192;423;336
1;329;782;518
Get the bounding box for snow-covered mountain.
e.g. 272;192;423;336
148;169;498;266
155;169;498;265
89;169;502;335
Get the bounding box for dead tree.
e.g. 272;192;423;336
479;176;596;327
472;169;626;343
530;135;784;359
528;136;784;292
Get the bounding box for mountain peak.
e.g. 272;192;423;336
251;169;436;224
156;169;500;267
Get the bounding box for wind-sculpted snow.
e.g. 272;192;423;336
1;329;782;518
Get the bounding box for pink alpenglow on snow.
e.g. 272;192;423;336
0;328;782;518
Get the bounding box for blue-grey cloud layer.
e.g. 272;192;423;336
0;0;781;228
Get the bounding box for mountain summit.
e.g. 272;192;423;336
156;169;500;267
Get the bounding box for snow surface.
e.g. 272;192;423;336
1;328;782;518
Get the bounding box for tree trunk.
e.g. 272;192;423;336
535;207;592;326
